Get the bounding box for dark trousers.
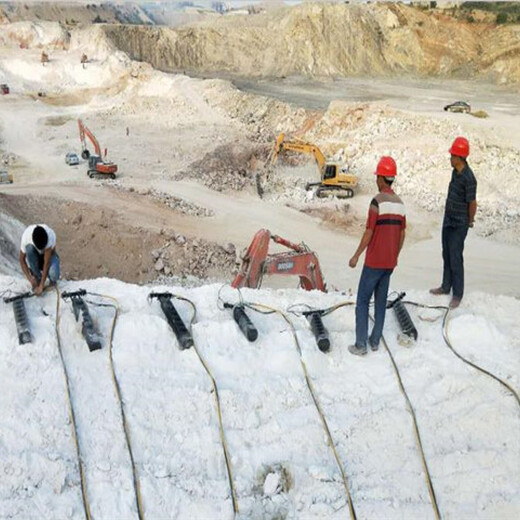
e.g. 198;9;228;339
355;265;393;348
25;245;60;283
441;225;468;299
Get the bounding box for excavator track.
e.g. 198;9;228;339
88;170;116;180
314;185;354;199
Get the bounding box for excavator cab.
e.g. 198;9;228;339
323;164;337;181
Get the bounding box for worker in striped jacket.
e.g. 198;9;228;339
348;157;406;356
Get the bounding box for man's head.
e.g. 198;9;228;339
32;226;48;250
449;136;469;171
375;156;396;190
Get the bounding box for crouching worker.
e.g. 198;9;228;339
348;157;406;356
19;224;60;296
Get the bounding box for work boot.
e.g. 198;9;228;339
449;297;461;309
369;338;379;352
430;287;449;296
348;344;367;357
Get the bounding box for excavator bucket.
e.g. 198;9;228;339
269;133;286;165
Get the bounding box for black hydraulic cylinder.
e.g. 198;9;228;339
4;293;33;345
307;312;330;353
153;294;193;350
71;297;103;352
387;293;418;341
231;305;258;342
393;299;418;341
62;290;102;352
223;302;258;342
13;299;32;344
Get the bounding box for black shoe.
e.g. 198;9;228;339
369;339;379;352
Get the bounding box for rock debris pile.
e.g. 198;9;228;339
177;143;268;193
152;233;237;281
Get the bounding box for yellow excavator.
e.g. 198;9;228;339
270;133;358;198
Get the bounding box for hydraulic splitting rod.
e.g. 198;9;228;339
61;289;102;352
302;310;331;352
387;292;418;342
149;292;193;350
3;292;33;344
223;303;258;342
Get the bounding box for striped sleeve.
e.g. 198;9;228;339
367;198;379;230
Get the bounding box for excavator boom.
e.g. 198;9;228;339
232;229;326;291
271;132;326;171
78;119;101;156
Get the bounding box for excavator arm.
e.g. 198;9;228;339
271;132;327;171
232;229;326;291
78;118;102;157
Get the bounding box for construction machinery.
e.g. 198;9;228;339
0;169;13;184
78;119;118;179
270;132;358;198
1;83;9;95
232;229;326;291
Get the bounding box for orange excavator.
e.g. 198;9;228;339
78;119;118;179
270;132;358;198
232;229;326;291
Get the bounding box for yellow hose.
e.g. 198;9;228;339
167;294;239;516
53;286;92;520
248;302;357;520
88;292;145;520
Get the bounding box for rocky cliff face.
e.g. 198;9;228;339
0;2;154;26
102;3;520;85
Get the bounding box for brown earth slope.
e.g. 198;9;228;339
102;2;520;85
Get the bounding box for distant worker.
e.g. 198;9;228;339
430;136;477;309
19;224;60;296
348;157;406;356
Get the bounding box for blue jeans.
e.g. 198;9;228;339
355;265;393;348
441;225;468;299
25;244;60;283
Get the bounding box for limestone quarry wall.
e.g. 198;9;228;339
0;2;153;26
102;3;520;85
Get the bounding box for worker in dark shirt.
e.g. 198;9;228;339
431;136;477;309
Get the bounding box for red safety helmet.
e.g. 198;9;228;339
375;156;397;177
449;136;469;158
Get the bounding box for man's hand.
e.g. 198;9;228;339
34;284;44;296
29;275;39;289
349;255;359;268
469;221;474;228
